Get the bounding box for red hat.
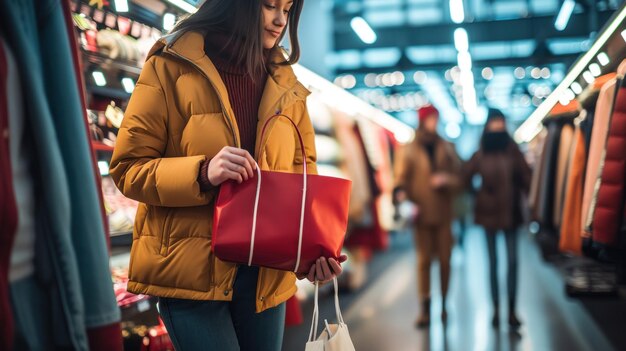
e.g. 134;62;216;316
418;104;439;123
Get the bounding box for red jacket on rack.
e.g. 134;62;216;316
592;71;626;246
0;38;18;351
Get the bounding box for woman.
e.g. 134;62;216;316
463;109;531;329
110;1;345;350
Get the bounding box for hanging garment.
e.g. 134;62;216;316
5;39;36;286
535;120;562;230
559;123;586;255
578;74;616;164
344;122;388;251
0;0;120;349
581;78;618;238
591;77;626;246
528;129;548;219
0;38;18;351
335;115;371;225
554;123;575;229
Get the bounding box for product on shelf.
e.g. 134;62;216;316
102;176;138;236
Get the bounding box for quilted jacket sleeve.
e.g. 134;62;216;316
110;57;211;207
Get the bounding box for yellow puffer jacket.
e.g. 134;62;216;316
110;31;317;313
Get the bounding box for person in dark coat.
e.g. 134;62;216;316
463;108;531;329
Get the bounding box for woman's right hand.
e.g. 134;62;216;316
208;146;256;186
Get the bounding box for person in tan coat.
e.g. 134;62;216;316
109;1;345;350
394;104;462;328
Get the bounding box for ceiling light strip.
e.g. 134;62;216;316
514;4;626;143
292;64;415;143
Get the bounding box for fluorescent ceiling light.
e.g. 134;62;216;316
454;28;469;52
114;0;129;12
350;17;377;45
163;13;176;31
121;78;135;94
582;70;595;83
445;122;461;139
564;88;576;101
165;0;197;14
515;4;626;143
571;82;583;94
589;63;602;77
457;51;472;71
450;0;465;24
555;0;576;31
466;105;486;125
98;161;110;176
291;64;414;143
597;52;610;66
482;67;494;80
559;97;571;106
92;71;106;86
622;29;626;42
413;71;428;84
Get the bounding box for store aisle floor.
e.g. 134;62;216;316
284;227;615;351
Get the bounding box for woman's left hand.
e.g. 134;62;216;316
299;255;348;284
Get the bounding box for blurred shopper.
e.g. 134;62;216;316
454;191;472;248
110;1;345;350
394;104;462;328
463;108;531;329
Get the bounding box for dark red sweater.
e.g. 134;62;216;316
198;32;268;190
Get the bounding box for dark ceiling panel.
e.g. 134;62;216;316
334;11;614;50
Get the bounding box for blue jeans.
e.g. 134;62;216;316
158;266;286;351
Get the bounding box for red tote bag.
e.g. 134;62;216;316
212;114;352;274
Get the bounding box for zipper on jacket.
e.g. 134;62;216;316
165;51;240;148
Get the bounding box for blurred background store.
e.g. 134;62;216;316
1;0;626;350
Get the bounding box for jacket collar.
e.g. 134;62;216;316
149;31;307;105
148;31;310;152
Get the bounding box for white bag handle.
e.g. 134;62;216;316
307;277;346;343
248;114;308;272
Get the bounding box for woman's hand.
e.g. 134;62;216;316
297;255;348;284
430;173;450;189
208;147;256;186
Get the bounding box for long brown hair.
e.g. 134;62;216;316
171;0;304;76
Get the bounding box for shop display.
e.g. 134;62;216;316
591;71;626;247
520;10;626;300
581;76;618;238
103;176;138;235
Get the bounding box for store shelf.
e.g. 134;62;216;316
82;49;142;76
110;230;133;247
92;141;115;152
87;85;132;99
